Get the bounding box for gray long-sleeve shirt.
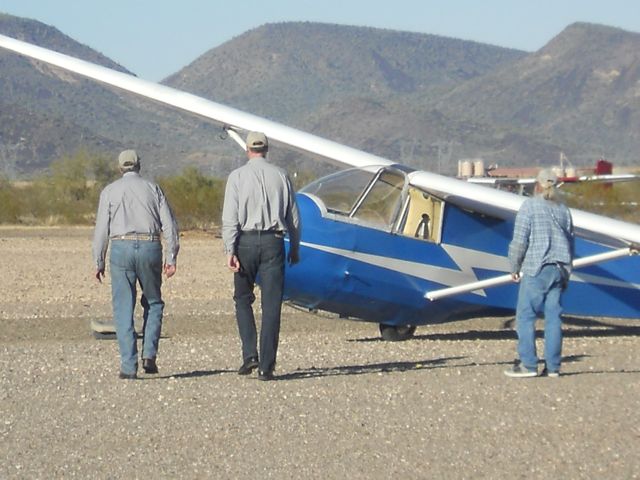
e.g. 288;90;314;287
222;156;301;256
92;171;180;270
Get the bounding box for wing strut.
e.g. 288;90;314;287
425;247;635;301
223;126;247;150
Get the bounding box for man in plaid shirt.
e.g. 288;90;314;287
505;169;574;378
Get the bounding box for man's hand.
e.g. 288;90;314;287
227;254;241;273
95;269;105;283
288;249;300;266
164;264;177;278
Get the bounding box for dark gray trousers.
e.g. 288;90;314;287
233;231;285;372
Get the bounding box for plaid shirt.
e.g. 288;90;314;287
508;196;574;276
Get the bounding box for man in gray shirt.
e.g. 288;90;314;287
222;132;301;380
93;150;179;379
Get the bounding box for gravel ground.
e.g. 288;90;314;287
1;226;639;479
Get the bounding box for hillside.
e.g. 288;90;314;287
282;22;640;172
165;22;525;124
296;96;563;174
0;14;229;177
434;23;640;166
1;16;639;179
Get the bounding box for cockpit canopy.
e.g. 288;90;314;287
301;166;444;243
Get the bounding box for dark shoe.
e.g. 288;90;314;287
119;371;137;380
238;357;259;376
258;369;274;381
504;361;537;378
143;358;158;374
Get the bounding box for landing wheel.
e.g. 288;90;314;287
379;324;417;341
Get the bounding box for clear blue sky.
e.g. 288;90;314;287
1;0;639;81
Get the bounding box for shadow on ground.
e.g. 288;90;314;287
351;316;640;343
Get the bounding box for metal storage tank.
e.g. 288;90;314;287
473;159;485;177
459;160;473;177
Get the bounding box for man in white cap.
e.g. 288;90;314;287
505;168;574;378
222;132;301;381
92;150;179;379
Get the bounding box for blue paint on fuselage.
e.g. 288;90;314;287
440;205;512;256
282;193;640;326
283;194;511;325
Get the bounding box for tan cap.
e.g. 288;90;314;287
246;131;268;150
118;150;140;168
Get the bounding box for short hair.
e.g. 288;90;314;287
248;145;268;154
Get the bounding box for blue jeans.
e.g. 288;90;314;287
110;240;164;374
233;232;285;373
515;264;565;372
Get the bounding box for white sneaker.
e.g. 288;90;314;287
504;362;538;378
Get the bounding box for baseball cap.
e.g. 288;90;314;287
246;131;268;150
118;150;140;168
536;168;557;187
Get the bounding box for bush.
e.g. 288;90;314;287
0;152;226;229
563;181;640;224
6;152;634;229
0;176;20;223
157;167;225;230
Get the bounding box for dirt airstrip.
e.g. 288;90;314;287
0;226;639;479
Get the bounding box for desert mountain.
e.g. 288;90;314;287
0;14;226;177
165;22;524;124
1;15;639;179
435;23;640;165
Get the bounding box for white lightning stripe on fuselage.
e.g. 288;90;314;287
299;241;640;296
300;241;508;296
441;244;510;274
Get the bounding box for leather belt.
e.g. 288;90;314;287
240;230;283;236
112;233;160;242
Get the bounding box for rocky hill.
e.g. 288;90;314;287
434;23;640;166
165;22;524;124
1;15;639;179
0;14;226;177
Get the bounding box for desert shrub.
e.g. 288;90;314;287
0;176;20;223
0;157;227;229
88;152;119;190
290;168;320;191
18;178;55;223
157;167;225;230
0;150;109;225
563;181;640;224
6;155;634;229
46;153;93;223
